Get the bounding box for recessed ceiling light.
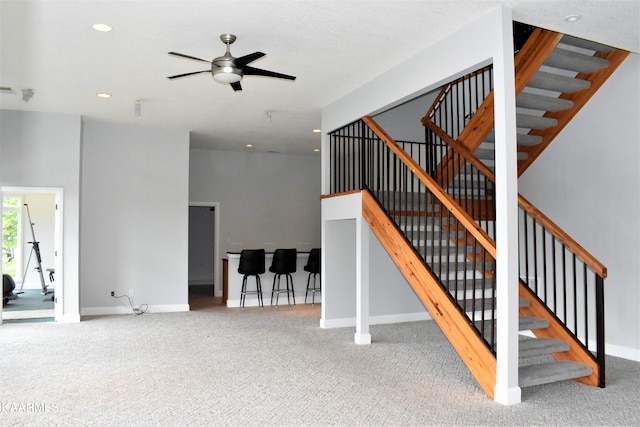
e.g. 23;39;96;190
313;148;320;152
92;23;112;32
564;15;581;23
97;92;111;98
312;128;321;133
245;144;254;148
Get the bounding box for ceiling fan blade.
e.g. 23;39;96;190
168;52;211;63
230;81;243;91
244;66;296;80
167;70;211;79
235;51;266;67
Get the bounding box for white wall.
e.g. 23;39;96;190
0;110;81;321
519;53;640;360
80;119;190;313
189;149;321;255
372;90;438;143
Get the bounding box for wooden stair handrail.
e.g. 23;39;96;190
363;115;496;259
518;195;607;278
423;119;497;184
421;65;494;125
424;117;606;278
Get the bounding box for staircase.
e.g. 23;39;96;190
446;24;630;176
373;177;595;390
327;22;623;400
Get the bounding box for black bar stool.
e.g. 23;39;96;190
238;249;265;309
269;248;297;307
304;248;321;305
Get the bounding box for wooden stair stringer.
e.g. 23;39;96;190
361;189;497;398
454;28;563;155
518;47;631;175
518;282;600;387
423;27;563;189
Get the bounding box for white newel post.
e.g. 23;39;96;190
493;6;521;405
354;215;371;344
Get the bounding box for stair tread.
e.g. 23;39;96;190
441;277;495;290
519;336;569;357
560;34;615;53
519;315;549;331
516;92;574;112
484;130;543;147
419;245;483;256
519;361;592;387
516;113;558;130
429;260;494;272
544;48;610;74
527;70;591;94
475;148;528;161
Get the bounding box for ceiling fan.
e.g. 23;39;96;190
167;34;296;91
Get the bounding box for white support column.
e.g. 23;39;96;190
493;6;521;405
354;216;371;345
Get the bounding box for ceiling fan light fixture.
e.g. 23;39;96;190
213;70;242;83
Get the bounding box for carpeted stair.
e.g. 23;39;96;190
474;33;614;171
391;201;592;389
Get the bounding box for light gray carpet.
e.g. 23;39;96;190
0;304;638;426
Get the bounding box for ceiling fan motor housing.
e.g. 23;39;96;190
212;52;243;83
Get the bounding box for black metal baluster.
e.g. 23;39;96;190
595;274;605;387
562;246;567;324
552;237;558;312
583;264;589;351
533;218;538;293
573;253;578;335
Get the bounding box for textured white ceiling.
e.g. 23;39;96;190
1;0;638;154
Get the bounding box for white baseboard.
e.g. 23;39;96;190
605;342;640;362
57;313;81;323
81;304;190;317
320;311;432;329
2;309;54;320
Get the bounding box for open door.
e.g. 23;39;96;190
1;187;63;322
188;205;217;296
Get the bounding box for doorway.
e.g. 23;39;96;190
2;187;63;322
188;204;219;300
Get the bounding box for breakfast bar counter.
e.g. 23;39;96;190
224;251;315;308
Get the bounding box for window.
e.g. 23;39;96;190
2;196;21;279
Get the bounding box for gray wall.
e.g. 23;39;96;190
189;148;321;255
0;110;82;321
80;119;190;312
519;54;640;357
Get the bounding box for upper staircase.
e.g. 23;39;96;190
439;23;630;176
326;22;625;400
